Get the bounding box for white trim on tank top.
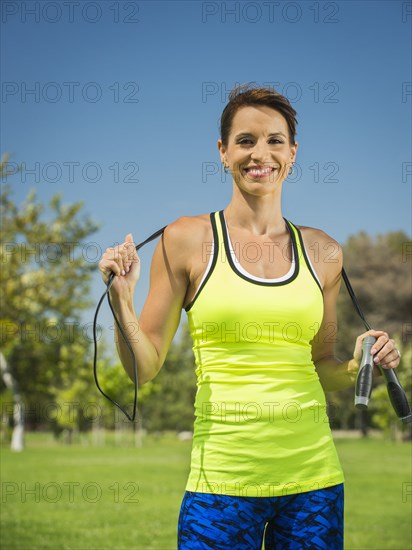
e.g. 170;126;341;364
195;241;215;292
304;250;322;286
191;217;322;305
224;217;322;286
224;218;295;283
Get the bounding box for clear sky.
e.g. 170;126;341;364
2;0;411;331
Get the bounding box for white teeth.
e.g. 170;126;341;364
247;167;273;176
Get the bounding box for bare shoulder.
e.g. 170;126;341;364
296;224;342;254
154;213;212;273
295;224;343;286
162;213;212;249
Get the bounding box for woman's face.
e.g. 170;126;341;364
218;105;297;196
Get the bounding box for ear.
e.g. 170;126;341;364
217;139;227;165
290;141;298;163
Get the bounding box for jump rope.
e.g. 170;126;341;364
93;224;412;424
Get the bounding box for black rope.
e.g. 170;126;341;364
93;226;167;422
341;267;371;331
94;228;372;422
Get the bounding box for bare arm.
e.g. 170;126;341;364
307;231;400;392
98;219;192;385
310;241;356;392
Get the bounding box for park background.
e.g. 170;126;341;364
1;1;411;548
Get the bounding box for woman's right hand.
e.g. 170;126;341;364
98;233;140;298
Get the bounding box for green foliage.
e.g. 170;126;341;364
87;352;158;430
328;230;412;431
337;230;411;359
139;324;197;432
0;177;100;429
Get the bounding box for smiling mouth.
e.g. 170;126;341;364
243;166;277;178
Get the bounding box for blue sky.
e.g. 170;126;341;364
2;0;411;332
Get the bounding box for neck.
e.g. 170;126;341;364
225;184;285;236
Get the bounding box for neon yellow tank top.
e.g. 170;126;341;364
184;211;344;497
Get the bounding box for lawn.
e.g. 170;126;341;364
0;432;411;549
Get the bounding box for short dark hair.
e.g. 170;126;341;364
220;83;298;146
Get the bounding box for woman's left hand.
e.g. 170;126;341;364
352;329;401;374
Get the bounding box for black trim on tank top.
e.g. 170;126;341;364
219;210;300;287
184;212;219;312
291;221;324;296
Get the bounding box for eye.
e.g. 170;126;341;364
268;138;284;144
237;138;254;145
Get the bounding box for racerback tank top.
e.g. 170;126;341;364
184;210;344;497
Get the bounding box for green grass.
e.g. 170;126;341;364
0;433;411;549
336;437;412;550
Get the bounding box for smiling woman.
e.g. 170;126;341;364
218;104;297;214
98;83;401;550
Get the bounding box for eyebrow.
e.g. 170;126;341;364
234;132;287;139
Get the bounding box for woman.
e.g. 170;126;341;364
98;85;400;549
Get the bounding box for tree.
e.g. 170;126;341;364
0;157;99;449
337;231;411;356
139;323;197;432
327;230;412;433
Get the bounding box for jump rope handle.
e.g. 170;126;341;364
378;364;412;424
342;268;412;424
355;336;412;424
354;336;376;409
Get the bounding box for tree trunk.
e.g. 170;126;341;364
0;352;24;451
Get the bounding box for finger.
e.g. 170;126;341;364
104;245;128;276
99;258;122;278
373;342;401;369
114;247;127;276
123;236;138;273
126;250;140;274
353;330;386;362
100;236;138;280
101;248;121;274
117;240;137;274
370;332;389;354
372;335;393;364
380;358;400;370
377;347;400;370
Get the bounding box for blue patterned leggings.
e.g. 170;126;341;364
178;484;344;549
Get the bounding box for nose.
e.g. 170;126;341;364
250;140;270;163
